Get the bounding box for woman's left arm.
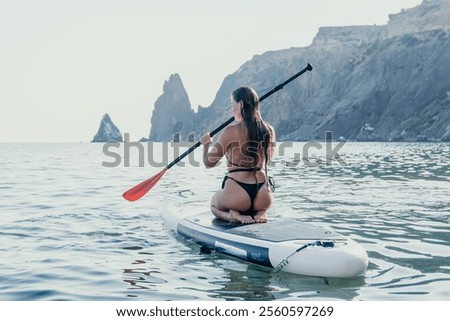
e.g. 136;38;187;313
268;125;276;159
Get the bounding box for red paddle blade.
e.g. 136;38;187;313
122;168;167;202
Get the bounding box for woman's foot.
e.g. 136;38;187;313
210;204;260;224
229;209;255;224
211;205;234;222
253;211;268;223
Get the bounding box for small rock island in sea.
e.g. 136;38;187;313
91;113;123;142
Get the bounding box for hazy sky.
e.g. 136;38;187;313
0;0;423;142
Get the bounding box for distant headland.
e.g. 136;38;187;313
93;0;450;142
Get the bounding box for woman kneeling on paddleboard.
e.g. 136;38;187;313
200;87;276;224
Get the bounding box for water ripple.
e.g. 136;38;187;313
0;142;449;300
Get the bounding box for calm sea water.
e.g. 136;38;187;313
0;142;449;300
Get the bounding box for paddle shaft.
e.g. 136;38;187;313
166;63;313;169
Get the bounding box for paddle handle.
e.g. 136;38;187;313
259;63;312;101
166;63;313;169
167;141;200;169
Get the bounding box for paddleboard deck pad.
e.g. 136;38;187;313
162;193;368;278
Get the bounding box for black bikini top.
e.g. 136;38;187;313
226;155;261;173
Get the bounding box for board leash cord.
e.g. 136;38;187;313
274;241;335;273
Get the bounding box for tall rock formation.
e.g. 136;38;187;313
91;113;123;142
148;73;195;141
149;0;450;142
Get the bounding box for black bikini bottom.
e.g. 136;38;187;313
221;175;265;217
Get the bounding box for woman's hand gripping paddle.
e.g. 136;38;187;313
123;63;313;201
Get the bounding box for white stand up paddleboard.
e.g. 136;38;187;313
161;192;368;278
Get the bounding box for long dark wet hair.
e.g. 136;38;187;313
232;87;274;166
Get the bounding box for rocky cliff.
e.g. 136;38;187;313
148;73;195;142
91;113;123;142
387;0;450;37
148;0;450;142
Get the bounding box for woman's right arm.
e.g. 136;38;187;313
200;126;234;169
200;133;223;169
